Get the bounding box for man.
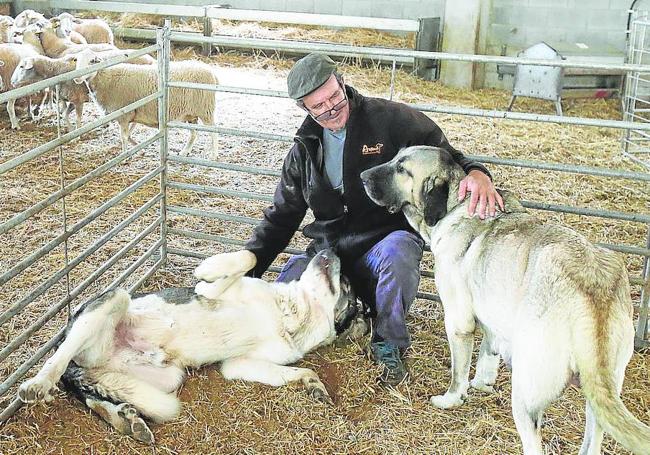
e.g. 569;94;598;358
244;53;503;386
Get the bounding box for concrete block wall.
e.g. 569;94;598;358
484;0;631;89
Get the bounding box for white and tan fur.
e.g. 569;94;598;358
18;249;365;444
360;145;650;455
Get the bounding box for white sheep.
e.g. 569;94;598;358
13;9;45;28
11;54;86;130
0;43;43;128
57;12;114;45
75;49;219;157
0;15;13;44
40;19;113;58
11;49;154;131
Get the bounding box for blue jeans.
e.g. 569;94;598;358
276;230;424;349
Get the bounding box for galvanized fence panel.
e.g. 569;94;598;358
0;36;168;421
160;28;650;350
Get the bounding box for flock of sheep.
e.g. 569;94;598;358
0;10;219;157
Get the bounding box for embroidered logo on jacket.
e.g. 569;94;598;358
362;143;384;155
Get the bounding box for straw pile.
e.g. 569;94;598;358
0;21;649;455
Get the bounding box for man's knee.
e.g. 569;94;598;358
376;231;424;272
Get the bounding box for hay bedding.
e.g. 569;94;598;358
0;21;649;455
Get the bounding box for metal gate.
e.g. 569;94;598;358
1;21;649;424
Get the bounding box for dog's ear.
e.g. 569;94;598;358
422;177;449;226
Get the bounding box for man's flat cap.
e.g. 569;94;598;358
287;53;336;100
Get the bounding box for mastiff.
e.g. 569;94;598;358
360;145;650;455
17;249;366;444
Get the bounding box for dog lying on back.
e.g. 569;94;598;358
361;145;650;455
18;249;366;444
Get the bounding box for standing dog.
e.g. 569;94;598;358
360;145;650;455
17;249;366;444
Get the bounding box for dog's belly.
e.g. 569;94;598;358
109;320;185;393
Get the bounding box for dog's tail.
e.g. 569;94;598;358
572;262;650;454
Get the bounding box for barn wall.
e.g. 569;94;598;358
10;0;633;90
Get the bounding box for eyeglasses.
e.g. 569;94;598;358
306;83;348;122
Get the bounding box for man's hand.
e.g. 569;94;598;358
458;170;504;219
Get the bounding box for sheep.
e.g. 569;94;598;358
0;43;42;128
57;12;114;45
13;9;45;28
0;15;13;44
39;19;113;58
11;55;87;131
11;21;46;55
75;49;219;157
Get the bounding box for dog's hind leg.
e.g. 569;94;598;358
470;333;500;394
18;290;131;404
510;326;569;455
430;302;475;409
220;357;333;405
61;362;154;444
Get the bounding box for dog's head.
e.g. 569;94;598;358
360;145;463;227
297;249;359;332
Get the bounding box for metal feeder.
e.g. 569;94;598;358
507;42;564;116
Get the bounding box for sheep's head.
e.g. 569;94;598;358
11;57;35;87
55;15;74;38
73;49;102;85
14;9;44;28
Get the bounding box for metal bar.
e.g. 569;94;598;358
0;45;159;104
636;230;650;347
167;155;281;177
0;189;163;328
50;0;419;31
204;6;419;32
168;228;303;256
51;0;206;17
521;200;650;223
166;81;650;131
414;103;650;132
169;124;649;182
158;22;171;272
167;205;261;226
0;133;162;236
166;182;273;203
0;92;162;176
169;32;650;73
167;121;294;142
128;256;165;294
167;81;288;98
0;219;162;364
104;238;164;291
0;154;163;288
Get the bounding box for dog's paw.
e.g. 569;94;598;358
194;250;256;282
470;379;495;394
18;376;57;403
303;376;333;405
429;392;464;409
116;404;155;445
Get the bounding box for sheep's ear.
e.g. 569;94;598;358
24;58;34;70
422;178;449;226
0;60;4;67
72;18;82;24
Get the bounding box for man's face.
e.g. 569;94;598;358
301;74;350;131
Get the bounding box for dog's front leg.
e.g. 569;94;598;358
430;310;475;409
470;333;500;393
220;357;333;405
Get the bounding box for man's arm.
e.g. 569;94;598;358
244;146;308;277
